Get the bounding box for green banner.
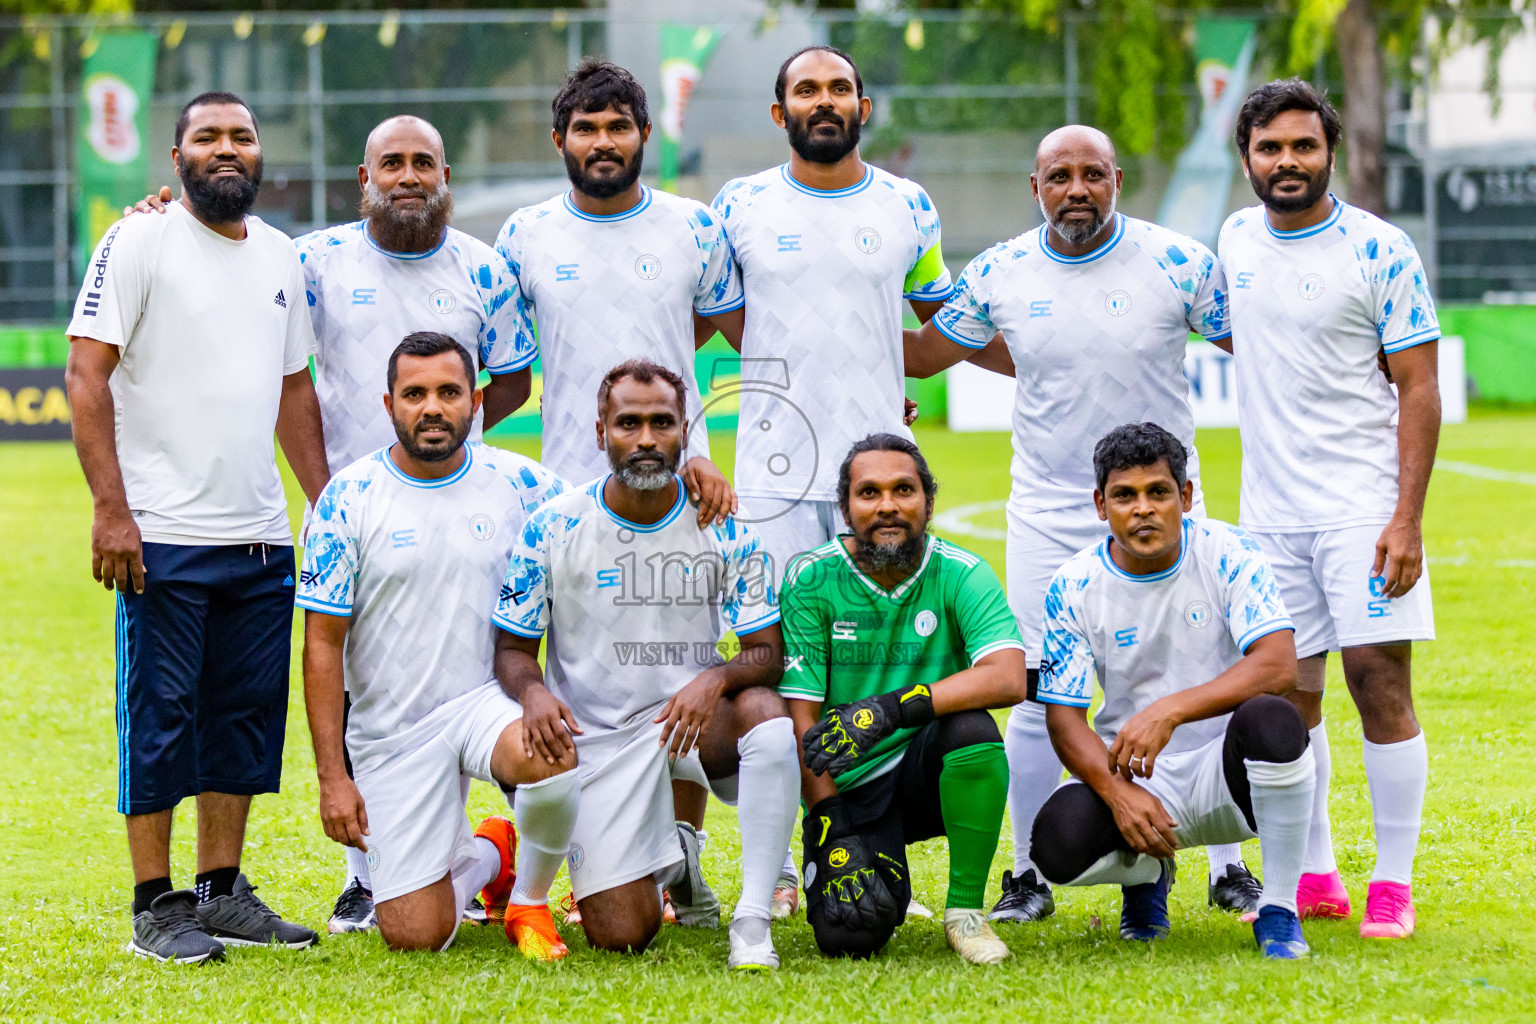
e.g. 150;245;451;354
657;23;723;193
76;32;158;268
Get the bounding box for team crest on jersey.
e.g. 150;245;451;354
468;513;496;541
1184;600;1212;628
1105;289;1132;316
567;843;585;870
1298;274;1325;301
854;227;881;254
914;609;938;637
365;845;381;872
429;288;456;314
634;254;662;280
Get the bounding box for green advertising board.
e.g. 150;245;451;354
76;32;158;269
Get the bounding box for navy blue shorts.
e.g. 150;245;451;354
115;542;296;814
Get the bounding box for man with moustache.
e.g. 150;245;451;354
779;434;1024;964
1217;80;1441;939
900;125;1253;924
66;91;328;963
711;47;953;589
492;359;800;970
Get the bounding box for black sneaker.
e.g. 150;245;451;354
128;889;226;964
197;874;319;949
327;878;376;934
462;897;489;925
987;869;1056;923
1209;861;1263;916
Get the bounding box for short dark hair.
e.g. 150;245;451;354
837;433;939;518
387;331;475;392
774;45;863;107
597;358;686;419
553;60;649;136
1234;78;1342;158
174;91;259;148
1093;423;1189;494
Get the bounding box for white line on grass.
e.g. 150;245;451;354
1438;460;1536;487
933;500;1006;540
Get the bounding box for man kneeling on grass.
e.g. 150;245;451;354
1029;422;1315;959
780;433;1027;965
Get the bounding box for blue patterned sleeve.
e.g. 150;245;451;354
1371;231;1440;354
292;228;330;343
692;204;745;316
903;185;954;302
1219;527;1294;652
295;476;363;617
931;246;1002;350
1183;241;1231;342
720;519;779;636
1034;570;1095;707
477;247;537;374
493;504;557;639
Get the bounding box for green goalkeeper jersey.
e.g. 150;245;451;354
779;534;1024;791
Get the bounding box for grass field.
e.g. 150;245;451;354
3;412;1535;1023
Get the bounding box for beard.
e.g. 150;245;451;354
565;145;644;200
177;154;262;223
610;446;679;491
785;108;861;164
360;180;453;254
852;523;926;575
1041;192;1115;247
392;411;470;463
1251;162;1332;213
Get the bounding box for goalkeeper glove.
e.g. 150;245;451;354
802;682;935;777
802;796;902;934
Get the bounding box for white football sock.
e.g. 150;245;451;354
1207;843;1244;882
1302;720;1339;875
453;836;503;915
1363;731;1427;885
732;718;799;923
1004;701;1062;875
1065;850;1164;888
510;770;581;906
345;845;371;891
1245;751;1315;915
780;848;799;885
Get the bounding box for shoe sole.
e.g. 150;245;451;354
1259;943;1312;960
213;935;319;949
730;962;776;972
126;940;223;964
327;919;377;935
986;905;1055;924
1360;925;1414;939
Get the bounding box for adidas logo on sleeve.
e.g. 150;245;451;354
274;289;287;308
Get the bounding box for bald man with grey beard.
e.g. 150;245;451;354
900;125;1257;921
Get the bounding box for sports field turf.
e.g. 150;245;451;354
2;412;1534;1022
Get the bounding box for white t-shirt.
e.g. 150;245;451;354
712;164;953;501
1219;197;1441;530
933;214;1227;515
492;477;778;750
1036;517;1294;755
295;442;565;766
295;222;537;472
66;203;316;546
495;186;742;483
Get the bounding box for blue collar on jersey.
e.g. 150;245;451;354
563;186;652;222
380;443;474;488
1263;194;1343;240
779;163;874;198
362;223;448;261
1039;213;1125;265
1096;517;1192;583
595;472;687;532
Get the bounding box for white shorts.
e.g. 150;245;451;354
742;497;842;587
353;684;522;903
1060;734;1256;851
1248;524;1435;661
566;721;738;902
1007;499;1208;668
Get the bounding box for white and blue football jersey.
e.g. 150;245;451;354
934;214;1227;515
712;164;952;502
296;442;564;766
296;223;537;472
1036;517;1293;755
495;186;742;483
1219;197;1440;530
492;477;778;748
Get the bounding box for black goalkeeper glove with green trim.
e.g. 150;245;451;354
802;682;936;778
802;796;902;934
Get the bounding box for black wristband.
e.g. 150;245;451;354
884;682;936;729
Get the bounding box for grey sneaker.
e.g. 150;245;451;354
197;874;319;949
128;890;225;964
327;878;376;934
668;821;720;928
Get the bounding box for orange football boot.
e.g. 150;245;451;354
473;816;517;924
504;903;569;961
